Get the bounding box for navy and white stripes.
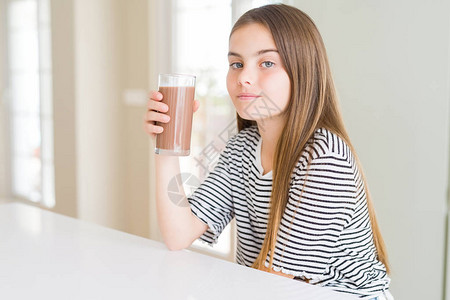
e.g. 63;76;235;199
188;125;390;298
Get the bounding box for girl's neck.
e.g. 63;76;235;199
256;116;285;173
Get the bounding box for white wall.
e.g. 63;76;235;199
293;0;450;299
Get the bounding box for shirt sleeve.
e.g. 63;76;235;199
267;145;358;280
188;141;235;245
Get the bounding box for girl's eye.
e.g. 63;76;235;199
262;61;274;68
230;62;243;69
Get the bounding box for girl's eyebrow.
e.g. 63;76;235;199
228;49;279;58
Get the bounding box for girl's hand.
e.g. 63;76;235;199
144;91;200;139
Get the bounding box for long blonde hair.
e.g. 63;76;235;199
232;4;390;274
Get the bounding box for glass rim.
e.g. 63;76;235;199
159;73;196;79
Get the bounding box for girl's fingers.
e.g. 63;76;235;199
150;91;163;101
143;108;169;137
147;99;169;112
193;99;200;113
147;91;168;111
145;92;198;138
146;110;170;124
144;122;164;135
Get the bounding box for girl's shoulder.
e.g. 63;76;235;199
306;128;354;162
292;128;357;179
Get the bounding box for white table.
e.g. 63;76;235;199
0;202;356;299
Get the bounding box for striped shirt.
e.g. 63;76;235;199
188;125;391;298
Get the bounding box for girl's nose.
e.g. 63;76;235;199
237;68;254;86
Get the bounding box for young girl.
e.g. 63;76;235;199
145;4;392;300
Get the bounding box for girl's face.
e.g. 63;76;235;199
227;23;291;122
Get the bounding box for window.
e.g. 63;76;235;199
5;0;54;207
170;0;282;260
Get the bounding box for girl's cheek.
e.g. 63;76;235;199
227;73;239;90
226;69;234;81
226;72;232;89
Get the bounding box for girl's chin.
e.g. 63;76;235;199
235;105;259;120
236;111;255;121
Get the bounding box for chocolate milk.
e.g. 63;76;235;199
155;86;195;155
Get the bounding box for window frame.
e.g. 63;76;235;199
0;0;12;200
3;0;55;207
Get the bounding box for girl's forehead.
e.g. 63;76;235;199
229;23;276;51
230;23;270;38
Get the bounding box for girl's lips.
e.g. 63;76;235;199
238;93;261;101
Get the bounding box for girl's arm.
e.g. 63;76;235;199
145;91;207;250
155;155;208;250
